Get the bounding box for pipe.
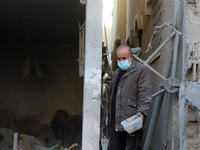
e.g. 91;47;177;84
13;133;18;150
163;22;182;36
152;89;166;99
133;54;167;81
172;32;180;78
132;54;144;63
144;63;167;81
143;87;165;150
176;0;184;31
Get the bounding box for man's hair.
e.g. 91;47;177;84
116;45;131;56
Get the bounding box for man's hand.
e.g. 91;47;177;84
136;112;144;123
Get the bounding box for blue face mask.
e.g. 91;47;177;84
117;57;131;70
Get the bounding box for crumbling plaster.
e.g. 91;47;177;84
179;0;200;149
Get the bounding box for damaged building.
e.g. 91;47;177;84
0;0;200;150
0;0;85;149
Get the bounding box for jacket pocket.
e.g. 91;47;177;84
127;98;137;108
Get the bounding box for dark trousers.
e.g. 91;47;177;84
107;117;143;150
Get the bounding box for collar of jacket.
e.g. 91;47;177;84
116;59;137;79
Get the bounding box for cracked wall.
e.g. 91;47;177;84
185;104;200;149
185;0;200;82
180;0;200;149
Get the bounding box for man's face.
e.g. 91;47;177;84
116;47;132;62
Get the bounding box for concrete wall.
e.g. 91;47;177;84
0;44;83;126
82;0;102;149
179;0;200;149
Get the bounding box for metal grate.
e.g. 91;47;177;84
152;0;163;52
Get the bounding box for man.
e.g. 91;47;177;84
107;45;152;150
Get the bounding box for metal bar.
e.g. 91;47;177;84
132;54;144;63
133;54;167;81
152;89;166;99
163;22;182;35
143;87;165;150
171;32;180;78
13;133;18;150
163;22;173;30
145;63;167;81
145;30;176;64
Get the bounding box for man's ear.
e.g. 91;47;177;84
131;54;133;59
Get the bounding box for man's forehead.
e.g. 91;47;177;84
116;47;129;53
